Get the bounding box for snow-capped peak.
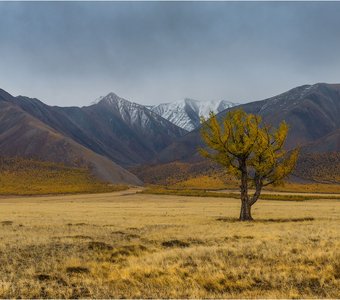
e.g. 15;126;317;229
151;98;238;131
93;92;153;127
90;93;187;136
90;93;236;132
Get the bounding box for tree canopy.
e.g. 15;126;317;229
200;109;299;221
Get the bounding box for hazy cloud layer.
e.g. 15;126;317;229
1;2;340;106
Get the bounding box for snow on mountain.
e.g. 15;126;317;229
97;92;188;134
92;93;237;133
151;98;238;131
98;92;151;128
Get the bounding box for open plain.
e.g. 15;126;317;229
0;189;339;298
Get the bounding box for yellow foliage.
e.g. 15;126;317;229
200;109;299;187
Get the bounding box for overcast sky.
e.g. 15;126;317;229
1;1;340;106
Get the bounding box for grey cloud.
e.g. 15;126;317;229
0;2;340;106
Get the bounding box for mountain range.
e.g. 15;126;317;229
11;92;187;166
156;83;340;164
0;90;188;184
0;83;339;185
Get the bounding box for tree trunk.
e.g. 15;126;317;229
239;159;252;221
250;177;262;206
240;200;253;221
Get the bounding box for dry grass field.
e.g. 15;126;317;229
0;189;339;298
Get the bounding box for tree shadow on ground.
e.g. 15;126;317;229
216;217;315;223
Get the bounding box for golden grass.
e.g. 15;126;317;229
173;174;340;194
174;174;231;190
267;182;340;194
0;190;339;298
0;157;127;195
141;186;340;201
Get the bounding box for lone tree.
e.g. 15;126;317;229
200;109;299;221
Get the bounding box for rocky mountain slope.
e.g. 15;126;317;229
11;92;187;167
151;98;237;131
0;89;141;185
156;83;340;164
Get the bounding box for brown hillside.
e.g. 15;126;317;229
0;95;141;185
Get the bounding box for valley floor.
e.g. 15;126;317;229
0;190;339;298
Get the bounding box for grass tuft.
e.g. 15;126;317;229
1;220;14;226
162;240;190;248
35;274;51;281
88;241;113;251
66;266;90;274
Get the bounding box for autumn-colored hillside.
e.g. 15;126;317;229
0;157;127;195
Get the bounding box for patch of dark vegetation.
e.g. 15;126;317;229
111;231;140;240
35;274;51;281
66;222;90;226
70;286;91;299
216;217;315;223
251;277;273;290
56;277;68;286
66;266;90;274
88;241;113;251
297;277;324;296
332;261;340;279
230;235;254;240
126;234;140;239
127;227;139;230
291;248;299;254
35;273;68;286
68;235;93;240
243;253;259;260
162;240;190;248
203;281;221;293
258;217;315;223
111;230;126;235
1;220;13;226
